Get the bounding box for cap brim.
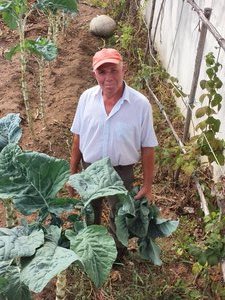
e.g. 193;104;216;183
93;58;121;71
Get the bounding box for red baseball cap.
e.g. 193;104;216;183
92;48;123;71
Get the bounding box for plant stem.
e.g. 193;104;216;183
37;57;46;123
48;11;60;45
18;17;33;135
4;199;18;228
55;270;67;300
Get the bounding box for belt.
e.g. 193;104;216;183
82;160;133;171
114;164;134;171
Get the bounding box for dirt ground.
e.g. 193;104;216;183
0;2;224;299
0;3;104;226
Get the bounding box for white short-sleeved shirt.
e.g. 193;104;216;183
71;83;158;166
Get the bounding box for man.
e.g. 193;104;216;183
69;48;158;260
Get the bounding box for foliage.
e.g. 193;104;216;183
5;37;58;61
0;147;179;297
35;0;78;44
89;0;109;9
0;143;71;215
0;149;118;297
115;22;133;50
189;212;225;267
68;157;128;207
35;0;78;14
0;0;29;29
66;225;117;288
195;52;224;165
0;113;22;152
133;61;187;99
116;186;179;266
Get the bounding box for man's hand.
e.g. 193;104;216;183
134;185;152;202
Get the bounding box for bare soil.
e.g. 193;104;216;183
0;3;103;226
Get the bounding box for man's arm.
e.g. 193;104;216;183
68;133;82;196
134;147;155;202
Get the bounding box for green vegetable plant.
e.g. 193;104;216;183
0;145;179;298
0;113;22;228
194;52;225;165
5;37;58;120
189;212;225;267
35;0;78;44
0;146;118;299
0;0;35;131
115;22;133;51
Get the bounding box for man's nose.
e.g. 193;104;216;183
105;71;113;79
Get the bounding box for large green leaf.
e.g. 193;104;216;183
0;144;24;199
66;225;117;288
0;0;12;11
20;225;81;293
114;190;179;266
68;157;127;207
115;213;129;246
5;38;58;61
115;194;138;246
36;0;78;13
4;43;21;60
0;144;70;214
0;264;31;300
155;218;179;237
0;0;28;29
32;37;58;61
126;199;150;238
2;10;18;29
0;226;44;261
46;197;79;215
0;113;22;151
147;218;179;239
138;237;162;266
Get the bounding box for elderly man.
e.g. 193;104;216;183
69;48;158;261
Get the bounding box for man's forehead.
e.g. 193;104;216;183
96;62;121;71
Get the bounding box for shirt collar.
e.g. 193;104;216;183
94;81;131;103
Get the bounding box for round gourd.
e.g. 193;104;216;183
89;15;116;38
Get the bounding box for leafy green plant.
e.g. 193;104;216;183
0;146;118;298
0;113;22;227
0;144;179;298
133;60;187;99
0;0;34;130
189;212;225;267
68;158;179;266
116;22;133;50
35;0;78;44
89;0;109;9
118;194;178;266
195;52;224;165
5;37;58;120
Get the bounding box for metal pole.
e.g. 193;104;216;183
182;7;212;143
187;0;225;51
144;0;156;59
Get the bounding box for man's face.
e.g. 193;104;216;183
94;62;124;97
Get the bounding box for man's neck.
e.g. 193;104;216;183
102;82;125;104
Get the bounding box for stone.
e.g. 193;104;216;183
89;15;116;38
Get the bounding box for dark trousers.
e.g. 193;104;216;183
82;161;134;252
